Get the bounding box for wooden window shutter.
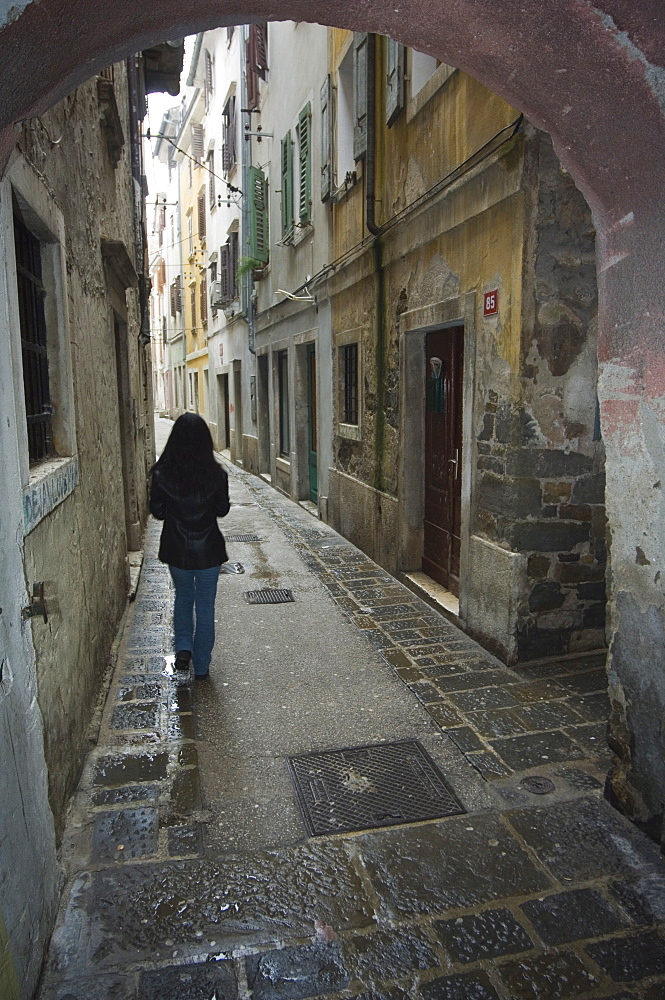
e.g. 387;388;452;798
298;103;312;223
200;273;208;324
320;75;332;202
229;231;238;298
170;281;176;317
159;259;166;288
175;273;182;312
204;50;213;108
281;130;294;239
386;38;405;126
220;242;231;303
197;188;206;240
223;97;237;173
191;285;196;329
208;150;215;207
254;23;268;78
191;123;204;161
249;166;269;263
353;32;369;161
246;37;259;110
229;98;237;168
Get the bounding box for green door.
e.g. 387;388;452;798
307;343;318;503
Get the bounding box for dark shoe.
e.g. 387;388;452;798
195;671;209;679
175;650;192;670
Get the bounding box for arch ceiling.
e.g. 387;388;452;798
1;0;665;820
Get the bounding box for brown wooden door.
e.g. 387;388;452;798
423;327;463;595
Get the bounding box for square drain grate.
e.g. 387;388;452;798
244;588;295;604
287;739;465;836
226;533;261;542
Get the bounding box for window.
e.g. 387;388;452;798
190;284;197;333
191;122;204;162
246;23;268;110
170;274;181;316
249;166;269;264
280;129;294;240
353;32;373;162
411;49;440;96
204;50;213;110
219;231;238;304
297;103;312;225
207;149;215;208
342;343;359;425
187;213;193;256
209;260;217;317
277;350;290;457
222;96;237;174
336;47;355;184
386;38;405;125
320;75;332;202
197;186;206;242
200;272;207;326
14;212;54;463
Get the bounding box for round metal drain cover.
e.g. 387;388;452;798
521;776;555;795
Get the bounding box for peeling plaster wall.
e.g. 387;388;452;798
13;66;151;841
327;73;603;666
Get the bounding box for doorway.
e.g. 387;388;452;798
257;353;270;474
423;326;463;595
217;373;230;451
306;343;318;503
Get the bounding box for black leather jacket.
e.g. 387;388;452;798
149;463;230;569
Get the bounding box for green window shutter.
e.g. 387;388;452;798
353;32;369;161
249;166;269;263
281;130;294;239
298;102;312;224
320;75;332;202
386;38;405;126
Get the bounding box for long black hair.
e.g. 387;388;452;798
152;413;220;496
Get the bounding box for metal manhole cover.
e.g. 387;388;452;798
287;739;465;836
521;775;556;795
226;533;260;542
244;588;295;604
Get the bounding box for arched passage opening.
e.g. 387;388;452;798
0;3;664;994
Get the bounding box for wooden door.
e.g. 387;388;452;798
423;327;463;595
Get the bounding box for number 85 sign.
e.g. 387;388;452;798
484;289;499;316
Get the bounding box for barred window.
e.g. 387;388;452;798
14;213;54;464
342;343;358;425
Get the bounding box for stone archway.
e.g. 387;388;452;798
1;0;664;831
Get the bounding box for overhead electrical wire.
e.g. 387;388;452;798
145;128;243;199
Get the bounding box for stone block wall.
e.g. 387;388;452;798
473;131;604;662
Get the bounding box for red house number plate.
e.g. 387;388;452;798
484;289;498;315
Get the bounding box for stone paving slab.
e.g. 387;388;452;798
37;462;665;1000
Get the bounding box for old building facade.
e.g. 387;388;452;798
154;26;603;666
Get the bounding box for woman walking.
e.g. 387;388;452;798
150;413;230;678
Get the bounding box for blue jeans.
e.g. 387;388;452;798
169;565;221;675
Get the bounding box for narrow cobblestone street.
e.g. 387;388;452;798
38;460;665;1000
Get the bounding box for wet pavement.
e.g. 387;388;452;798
37;462;665;999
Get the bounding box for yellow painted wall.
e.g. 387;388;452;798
179;149;207;413
328;30;527;492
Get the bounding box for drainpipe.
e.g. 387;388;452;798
365;34;381;238
241;24;256;356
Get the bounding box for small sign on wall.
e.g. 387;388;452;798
484;289;499;316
